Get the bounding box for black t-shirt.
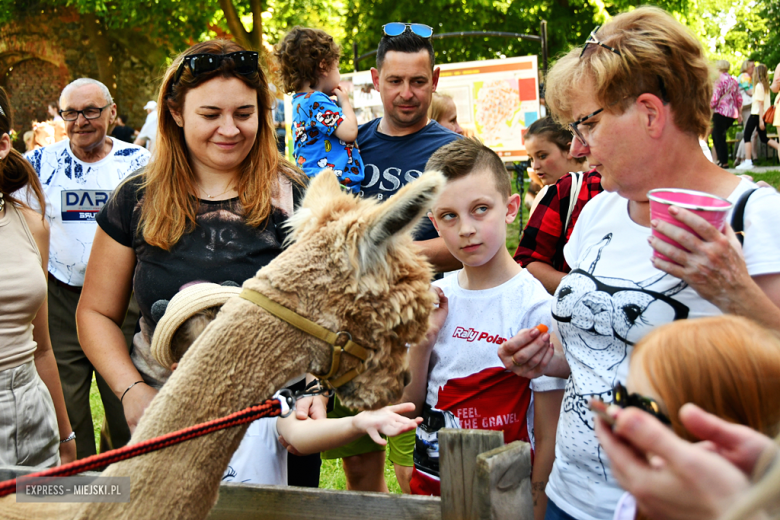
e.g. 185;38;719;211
357;119;459;241
111;125;135;143
96;173;303;331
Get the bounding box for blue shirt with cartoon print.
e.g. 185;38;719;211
292;91;364;193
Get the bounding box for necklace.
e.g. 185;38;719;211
195;180;236;199
0;192;4;213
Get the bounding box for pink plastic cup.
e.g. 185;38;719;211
647;188;733;263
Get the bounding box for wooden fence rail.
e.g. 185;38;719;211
0;428;533;520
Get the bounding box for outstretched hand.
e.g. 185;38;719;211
596;405;754;520
649;206;751;312
353;403;423;445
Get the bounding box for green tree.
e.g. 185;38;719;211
343;0;698;72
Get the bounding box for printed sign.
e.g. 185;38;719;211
61;190;112;222
322;56;540;161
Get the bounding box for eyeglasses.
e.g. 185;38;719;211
568;108;604;148
59;104;112;122
580;25;621;59
382;23;434;39
613;382;671;425
172;51;259;87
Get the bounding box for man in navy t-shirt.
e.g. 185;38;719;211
358;29;461;271
320;25;461;497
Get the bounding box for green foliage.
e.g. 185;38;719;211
342;0;707;72
750;0;780;70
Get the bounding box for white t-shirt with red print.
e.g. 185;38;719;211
410;269;566;494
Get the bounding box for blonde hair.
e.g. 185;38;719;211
633;315;780;442
138;39;303;250
545;6;711;137
429;92;454;124
754;63;770;95
715;60;730;74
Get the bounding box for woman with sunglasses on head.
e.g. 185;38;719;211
602;315;780;520
77;40;305;440
497;7;780;520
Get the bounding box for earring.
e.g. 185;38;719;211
0;192;5;212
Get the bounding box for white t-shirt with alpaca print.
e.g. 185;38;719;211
545;181;780;520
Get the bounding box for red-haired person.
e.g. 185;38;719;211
598;315;780;520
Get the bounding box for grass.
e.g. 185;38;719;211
86;168;780;490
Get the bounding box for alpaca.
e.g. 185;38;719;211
0;169;443;520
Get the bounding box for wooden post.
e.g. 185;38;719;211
473;441;533;520
439;429;503;520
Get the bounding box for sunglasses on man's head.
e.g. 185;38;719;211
382;22;434;39
613;382;671;425
172;51;259;87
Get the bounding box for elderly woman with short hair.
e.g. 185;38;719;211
497;7;780;520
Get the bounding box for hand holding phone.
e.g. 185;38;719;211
589;398;617;427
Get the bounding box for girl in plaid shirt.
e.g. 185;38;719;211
515;118;602;294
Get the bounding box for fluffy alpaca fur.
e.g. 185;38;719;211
0;170;442;520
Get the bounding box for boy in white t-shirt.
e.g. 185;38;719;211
151;283;421;486
403;138;565;519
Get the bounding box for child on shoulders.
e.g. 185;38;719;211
151;282;420;486
274;27;364;192
403;138;565;520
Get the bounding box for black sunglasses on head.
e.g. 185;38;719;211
172;51;259;87
613;382;671;425
382;22;434;39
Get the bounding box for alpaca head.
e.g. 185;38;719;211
281;170;443;410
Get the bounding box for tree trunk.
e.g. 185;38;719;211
218;0;263;51
82;13;118;99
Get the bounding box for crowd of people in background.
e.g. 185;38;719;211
2;7;780;520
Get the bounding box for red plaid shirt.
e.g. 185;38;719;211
514;170;603;272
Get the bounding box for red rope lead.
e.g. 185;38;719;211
0;399;282;498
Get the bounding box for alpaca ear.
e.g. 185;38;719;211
358;170;445;273
285;169;344;242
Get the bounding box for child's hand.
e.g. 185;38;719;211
352;403;423;445
331;86;352;107
429;286;449;334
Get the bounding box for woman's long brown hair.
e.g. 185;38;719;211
139;39;302;250
0;87;46;215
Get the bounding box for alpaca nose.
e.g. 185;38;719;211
403;370;411;387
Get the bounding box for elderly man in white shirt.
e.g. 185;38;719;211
25;78;150;460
